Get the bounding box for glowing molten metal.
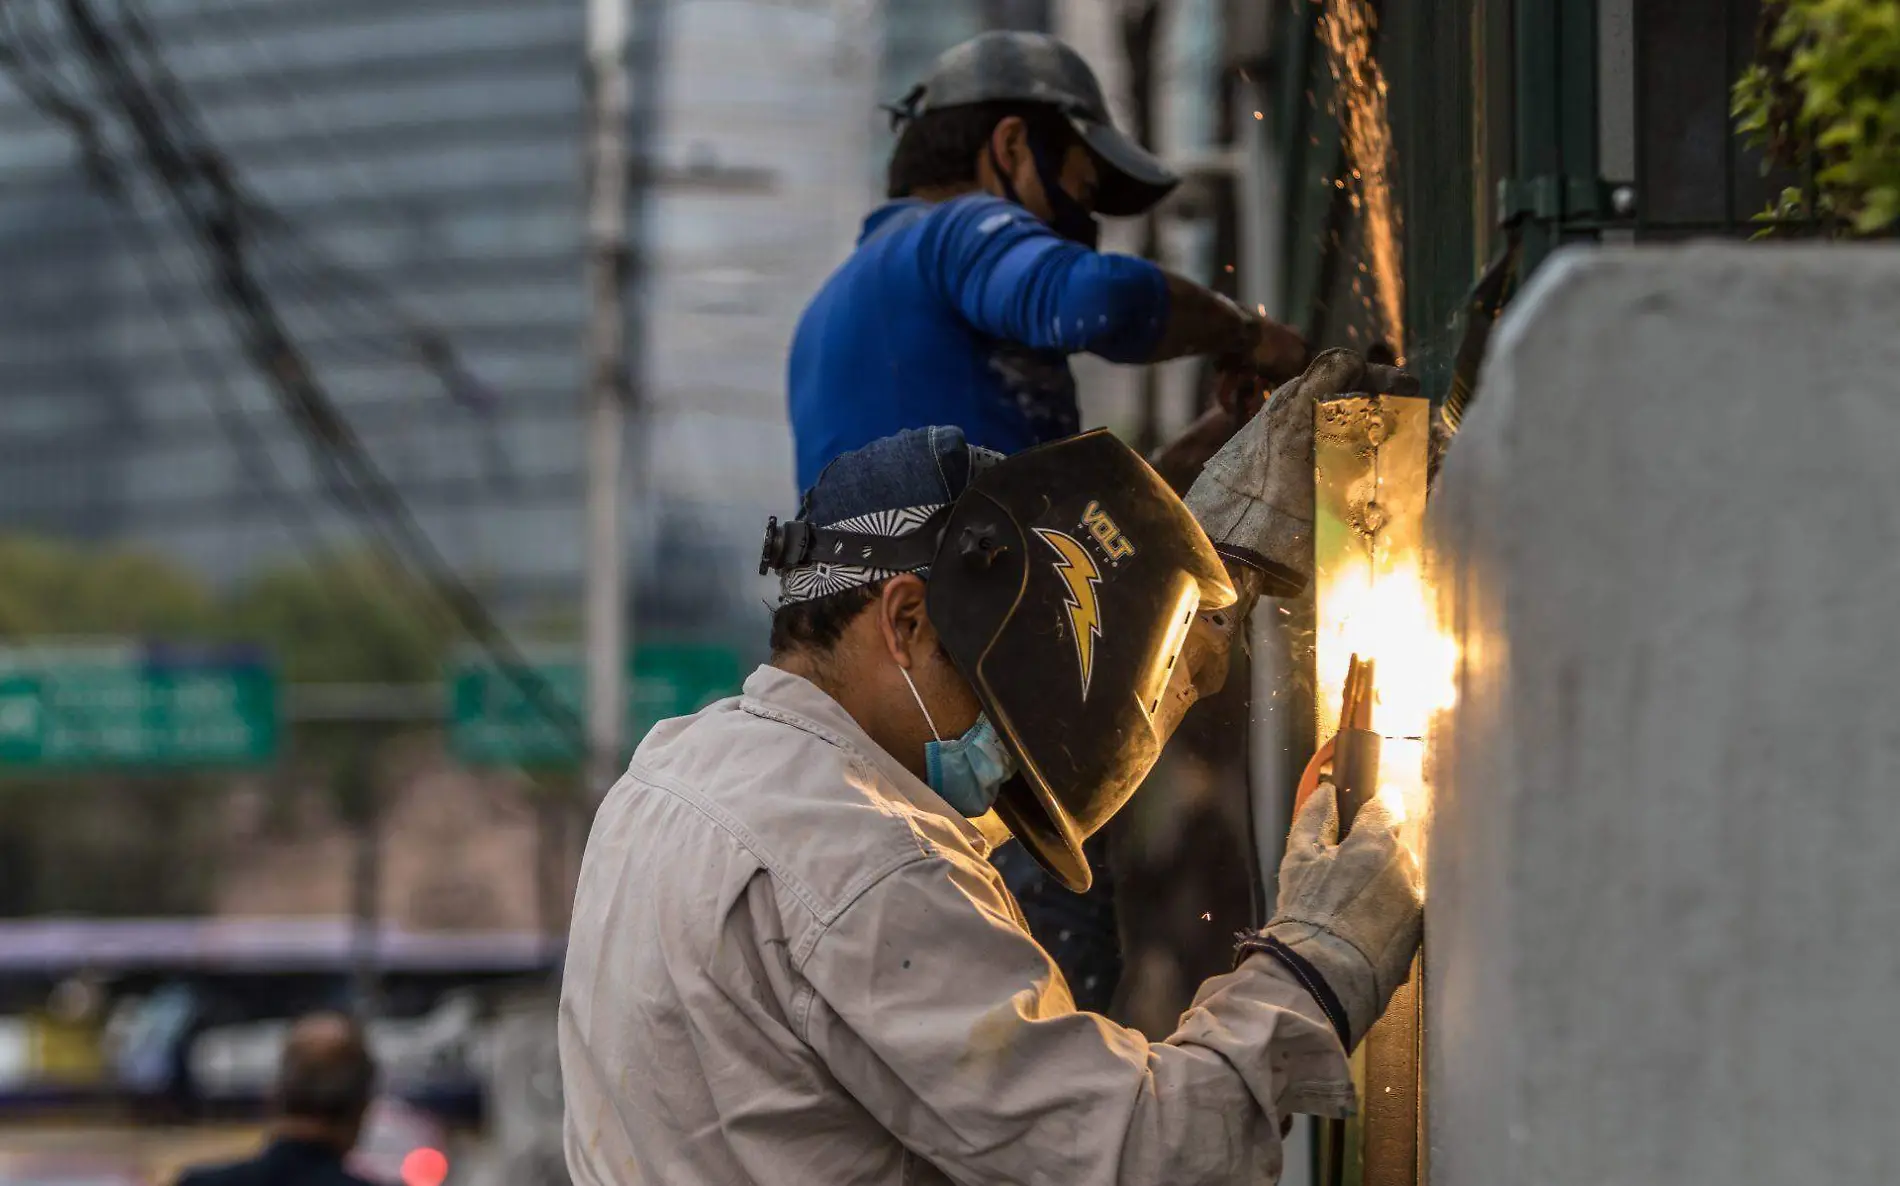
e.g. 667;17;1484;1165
1314;396;1455;830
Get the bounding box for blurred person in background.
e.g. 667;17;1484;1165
786;30;1310;1014
173;1011;378;1186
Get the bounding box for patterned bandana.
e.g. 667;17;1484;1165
776;503;947;606
774;426;1003;607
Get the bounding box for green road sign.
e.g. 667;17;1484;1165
0;641;280;770
448;643;746;767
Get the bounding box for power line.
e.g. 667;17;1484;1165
104;169;450;628
105;0;501;411
8;0;493;407
117;189;322;540
14;0;587;751
200;0;416;229
0;4;474;681
0;0;118;189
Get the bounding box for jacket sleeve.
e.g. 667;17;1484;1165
923;198;1171;364
798;849;1354;1186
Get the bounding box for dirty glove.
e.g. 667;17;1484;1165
1185;348;1418;597
1240;783;1423;1050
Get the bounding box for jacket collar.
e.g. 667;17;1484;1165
857;198;930;243
262;1137;346;1168
741;665;1007;856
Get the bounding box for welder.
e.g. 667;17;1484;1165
788;28;1311;1009
562;350;1423;1185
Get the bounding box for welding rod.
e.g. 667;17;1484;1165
1332;654;1381;839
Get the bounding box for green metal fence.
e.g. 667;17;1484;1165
1265;0;1802;418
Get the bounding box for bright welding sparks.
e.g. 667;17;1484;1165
1318;0;1404;355
1314;396;1454;830
1317;556;1456;825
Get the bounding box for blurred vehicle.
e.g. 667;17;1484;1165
348;1098;453;1186
0;918;555;1123
0;1156;145;1186
0;1100;454;1186
0;981;112;1107
188;993;488;1116
480;990;566;1186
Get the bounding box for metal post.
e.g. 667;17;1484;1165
1512;0;1600;272
337;731;388;1023
349;789;384;1021
584;0;632;797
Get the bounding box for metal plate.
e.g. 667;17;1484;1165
1314;392;1432;1186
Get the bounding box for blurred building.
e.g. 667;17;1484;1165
0;0;1052;648
0;1;1270;1024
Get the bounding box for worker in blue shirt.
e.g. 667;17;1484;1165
786;31;1307;1015
788;30;1307;492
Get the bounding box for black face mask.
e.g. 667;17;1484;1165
990;137;1101;250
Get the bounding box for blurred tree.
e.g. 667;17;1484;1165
224;549;449;835
0;538;558;969
227;550;452;1014
0;535;216;636
0;541;455;927
0;535;222;917
226;550;451;686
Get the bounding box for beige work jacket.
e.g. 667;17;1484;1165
559;665;1353;1186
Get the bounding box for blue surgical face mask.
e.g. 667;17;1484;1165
900;665;1019;816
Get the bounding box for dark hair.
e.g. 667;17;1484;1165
769;579;889;657
886;100;1080;199
277;1014;376;1125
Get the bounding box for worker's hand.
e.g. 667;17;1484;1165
1258;783;1422;1049
1245;317;1309;385
1148;403;1244;495
1185;348;1418;596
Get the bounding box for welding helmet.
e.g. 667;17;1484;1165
762;427;1235;891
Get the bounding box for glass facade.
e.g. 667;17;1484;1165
0;0;1049;645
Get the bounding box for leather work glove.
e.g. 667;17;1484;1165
1184;347;1418;597
1241;783;1423;1051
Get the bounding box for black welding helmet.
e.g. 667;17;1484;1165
762;428;1235;891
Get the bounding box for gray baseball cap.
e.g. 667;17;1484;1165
899;30;1179;218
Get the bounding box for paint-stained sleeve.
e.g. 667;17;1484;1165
799;849;1355;1185
923;196;1170;363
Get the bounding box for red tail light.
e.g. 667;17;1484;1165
400;1146;450;1186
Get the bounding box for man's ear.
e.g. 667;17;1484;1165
988;115;1029;177
875;575;933;669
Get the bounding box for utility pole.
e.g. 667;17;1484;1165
583;0;632;798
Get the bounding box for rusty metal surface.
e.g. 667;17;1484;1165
1315;390;1431;1186
1313;394;1432;741
1361;959;1422;1186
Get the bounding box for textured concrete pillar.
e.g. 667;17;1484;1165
1426;246;1900;1184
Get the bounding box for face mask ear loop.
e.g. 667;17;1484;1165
1029;137;1064;204
987;138;1023;209
898;664;943;743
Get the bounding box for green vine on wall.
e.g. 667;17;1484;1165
1732;0;1900;235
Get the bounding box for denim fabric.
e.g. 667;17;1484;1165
798;425;989;525
993;838;1121;1014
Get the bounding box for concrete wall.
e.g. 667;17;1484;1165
1426;245;1900;1184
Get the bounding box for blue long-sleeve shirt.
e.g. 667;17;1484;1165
788;194;1171;492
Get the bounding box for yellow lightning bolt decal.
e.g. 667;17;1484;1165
1034;527;1103;701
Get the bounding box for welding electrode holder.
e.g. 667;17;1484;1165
1331;654;1381;840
